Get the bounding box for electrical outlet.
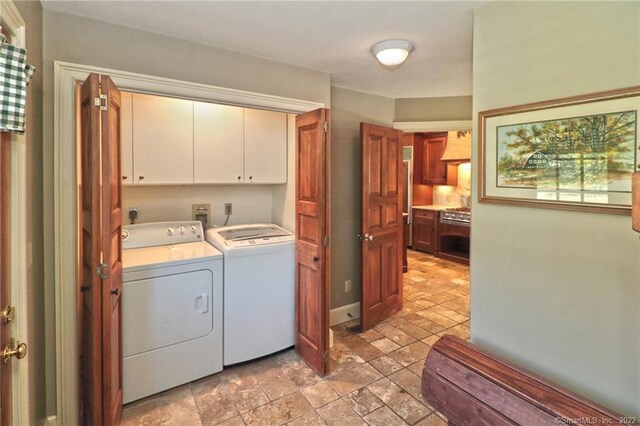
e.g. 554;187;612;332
345;280;352;292
225;203;233;215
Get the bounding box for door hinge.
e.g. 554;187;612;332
96;262;109;279
94;94;108;111
322;236;329;247
323;350;329;361
323;121;328;133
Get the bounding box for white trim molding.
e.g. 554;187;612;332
393;120;473;132
53;61;324;424
0;2;31;425
330;302;361;326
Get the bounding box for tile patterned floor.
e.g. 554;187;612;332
122;250;470;425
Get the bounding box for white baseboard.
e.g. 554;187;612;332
44;415;58;426
330;302;360;326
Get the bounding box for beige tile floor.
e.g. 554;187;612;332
122;250;470;425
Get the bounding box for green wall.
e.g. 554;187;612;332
471;1;640;415
395;95;472;122
330;87;395;309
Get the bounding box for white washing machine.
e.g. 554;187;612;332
205;224;295;365
121;221;223;404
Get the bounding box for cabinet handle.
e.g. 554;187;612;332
122;175;128;180
249;176;253;181
237;176;241;181
139;175;145;181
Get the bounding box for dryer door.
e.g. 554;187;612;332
122;269;214;357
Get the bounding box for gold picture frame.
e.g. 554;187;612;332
478;86;640;214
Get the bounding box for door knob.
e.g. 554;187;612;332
358;234;374;242
313;256;319;262
111;289;119;296
2;338;27;363
0;305;15;325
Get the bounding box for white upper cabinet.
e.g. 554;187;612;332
132;93;194;184
120;92;133;184
122;93;287;185
244;109;287;184
193;102;244;184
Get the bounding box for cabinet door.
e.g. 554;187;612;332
120;92;133;184
412;211;438;254
244;109;287;183
422;136;447;185
193;102;244;183
132;93;194;184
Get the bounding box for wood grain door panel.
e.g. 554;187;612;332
79;73;123;426
361;123;403;331
295;109;330;375
101;77;123;426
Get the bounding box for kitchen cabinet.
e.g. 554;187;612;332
132;93;194;184
412;209;438;254
244;108;287;184
422;134;447;185
120;92;133;184
193;102;244;184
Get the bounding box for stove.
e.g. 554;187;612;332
441;207;471;225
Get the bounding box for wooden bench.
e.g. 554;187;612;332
422;335;638;426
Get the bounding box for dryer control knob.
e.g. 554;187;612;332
179;226;185;235
191;225;197;233
167;227;175;236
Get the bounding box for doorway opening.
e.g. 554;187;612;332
328;128;470;410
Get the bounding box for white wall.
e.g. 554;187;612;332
272;114;297;232
122;185;274;227
472;1;640;416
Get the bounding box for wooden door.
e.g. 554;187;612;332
0;133;12;425
245;109;287;184
360;123;403;331
295;109;330;375
79;73;123;426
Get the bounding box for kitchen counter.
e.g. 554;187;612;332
412;205;452;211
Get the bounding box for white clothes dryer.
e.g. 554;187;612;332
121;221;223;403
205;224;295;365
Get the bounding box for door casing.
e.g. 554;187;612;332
52;61;324;425
0;3;31;424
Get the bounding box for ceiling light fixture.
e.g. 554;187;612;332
371;39;414;67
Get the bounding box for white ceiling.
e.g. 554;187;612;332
41;1;483;99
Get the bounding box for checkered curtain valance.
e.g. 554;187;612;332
0;36;35;134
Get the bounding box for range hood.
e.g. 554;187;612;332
441;131;471;162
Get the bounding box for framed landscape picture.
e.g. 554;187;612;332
478;86;640;214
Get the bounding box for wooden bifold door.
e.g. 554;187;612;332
79;73;123;426
294;108;331;375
